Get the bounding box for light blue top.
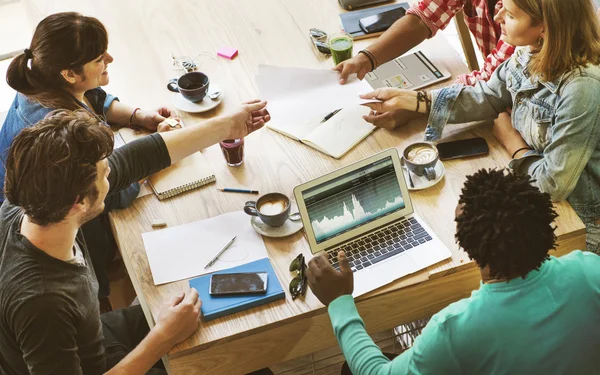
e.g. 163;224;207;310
328;251;600;374
425;48;600;225
0;89;139;210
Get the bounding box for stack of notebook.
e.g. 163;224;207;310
189;258;285;321
340;2;410;40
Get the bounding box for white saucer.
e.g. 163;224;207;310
250;216;304;238
172;85;223;113
404;160;445;191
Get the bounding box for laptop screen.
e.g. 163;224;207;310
302;156;405;244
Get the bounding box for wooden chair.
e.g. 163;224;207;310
454;10;480;72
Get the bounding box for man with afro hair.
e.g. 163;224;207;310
308;169;600;374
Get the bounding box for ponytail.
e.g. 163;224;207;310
4;12;108;111
6;52;36;95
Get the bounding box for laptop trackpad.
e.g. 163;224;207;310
369;253;417;277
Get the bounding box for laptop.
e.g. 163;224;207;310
293;149;452;297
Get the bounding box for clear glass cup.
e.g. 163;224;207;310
219;138;245;167
328;32;354;65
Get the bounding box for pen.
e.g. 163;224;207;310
320;108;342;123
218;188;259;194
205;236;237;269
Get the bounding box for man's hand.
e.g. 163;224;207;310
306;251;354;306
154;288;201;347
492;111;529;157
363;109;425;129
335;53;373;84
136;107;173;131
224;100;270;139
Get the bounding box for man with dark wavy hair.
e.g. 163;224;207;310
0;103;270;375
308;169;600;374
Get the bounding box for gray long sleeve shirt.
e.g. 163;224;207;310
0;133;170;375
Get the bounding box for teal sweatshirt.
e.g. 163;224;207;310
328;251;600;374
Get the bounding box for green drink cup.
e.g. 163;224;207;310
329;32;353;65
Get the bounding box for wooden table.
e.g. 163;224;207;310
22;1;586;373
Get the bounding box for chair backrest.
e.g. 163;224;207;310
454;10;481;72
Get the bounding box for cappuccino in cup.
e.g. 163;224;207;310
259;200;288;215
403;142;439;181
407;146;437;165
244;193;291;227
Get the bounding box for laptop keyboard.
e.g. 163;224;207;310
327;217;432;272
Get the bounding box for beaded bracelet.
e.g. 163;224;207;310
358;50;375;72
362;49;379;69
359;49;379;71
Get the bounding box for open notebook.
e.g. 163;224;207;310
267;105;374;159
257;65;377;159
115;128;216;200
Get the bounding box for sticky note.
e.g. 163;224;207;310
217;46;238;60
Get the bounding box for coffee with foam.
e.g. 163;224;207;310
259;200;287;215
407;146;437;165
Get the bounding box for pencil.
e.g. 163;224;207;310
218;188;259;194
205;236;237;268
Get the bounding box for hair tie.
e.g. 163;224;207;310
23;48;33;60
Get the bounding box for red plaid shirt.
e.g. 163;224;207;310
407;0;516;85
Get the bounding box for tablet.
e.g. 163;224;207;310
365;51;451;91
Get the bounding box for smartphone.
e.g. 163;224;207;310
359;7;406;34
209;272;268;296
436;137;489;160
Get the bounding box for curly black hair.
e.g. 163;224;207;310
455;169;558;280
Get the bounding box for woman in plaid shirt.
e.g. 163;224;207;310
338;0;514;128
338;0;512;86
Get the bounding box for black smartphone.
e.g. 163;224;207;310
436;137;489;160
359;7;406;34
209;272;268;296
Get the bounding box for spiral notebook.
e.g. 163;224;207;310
116;128;216;200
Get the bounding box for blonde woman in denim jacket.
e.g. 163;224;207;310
361;0;600;252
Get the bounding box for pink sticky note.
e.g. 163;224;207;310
217;46;238;60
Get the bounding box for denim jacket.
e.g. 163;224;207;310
0;88;140;209
425;48;600;223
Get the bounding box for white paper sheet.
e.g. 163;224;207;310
256;65;378;140
142;211;269;285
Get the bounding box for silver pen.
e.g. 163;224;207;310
204;236;237;269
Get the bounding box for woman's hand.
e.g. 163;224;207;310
362;109;425;129
135;107;173;131
224;100;270;140
360;88;418;113
493;111;530;157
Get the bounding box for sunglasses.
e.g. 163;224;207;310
289;253;307;300
309;28;331;55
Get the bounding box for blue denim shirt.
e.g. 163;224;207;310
0;88;140;209
426;48;600;224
